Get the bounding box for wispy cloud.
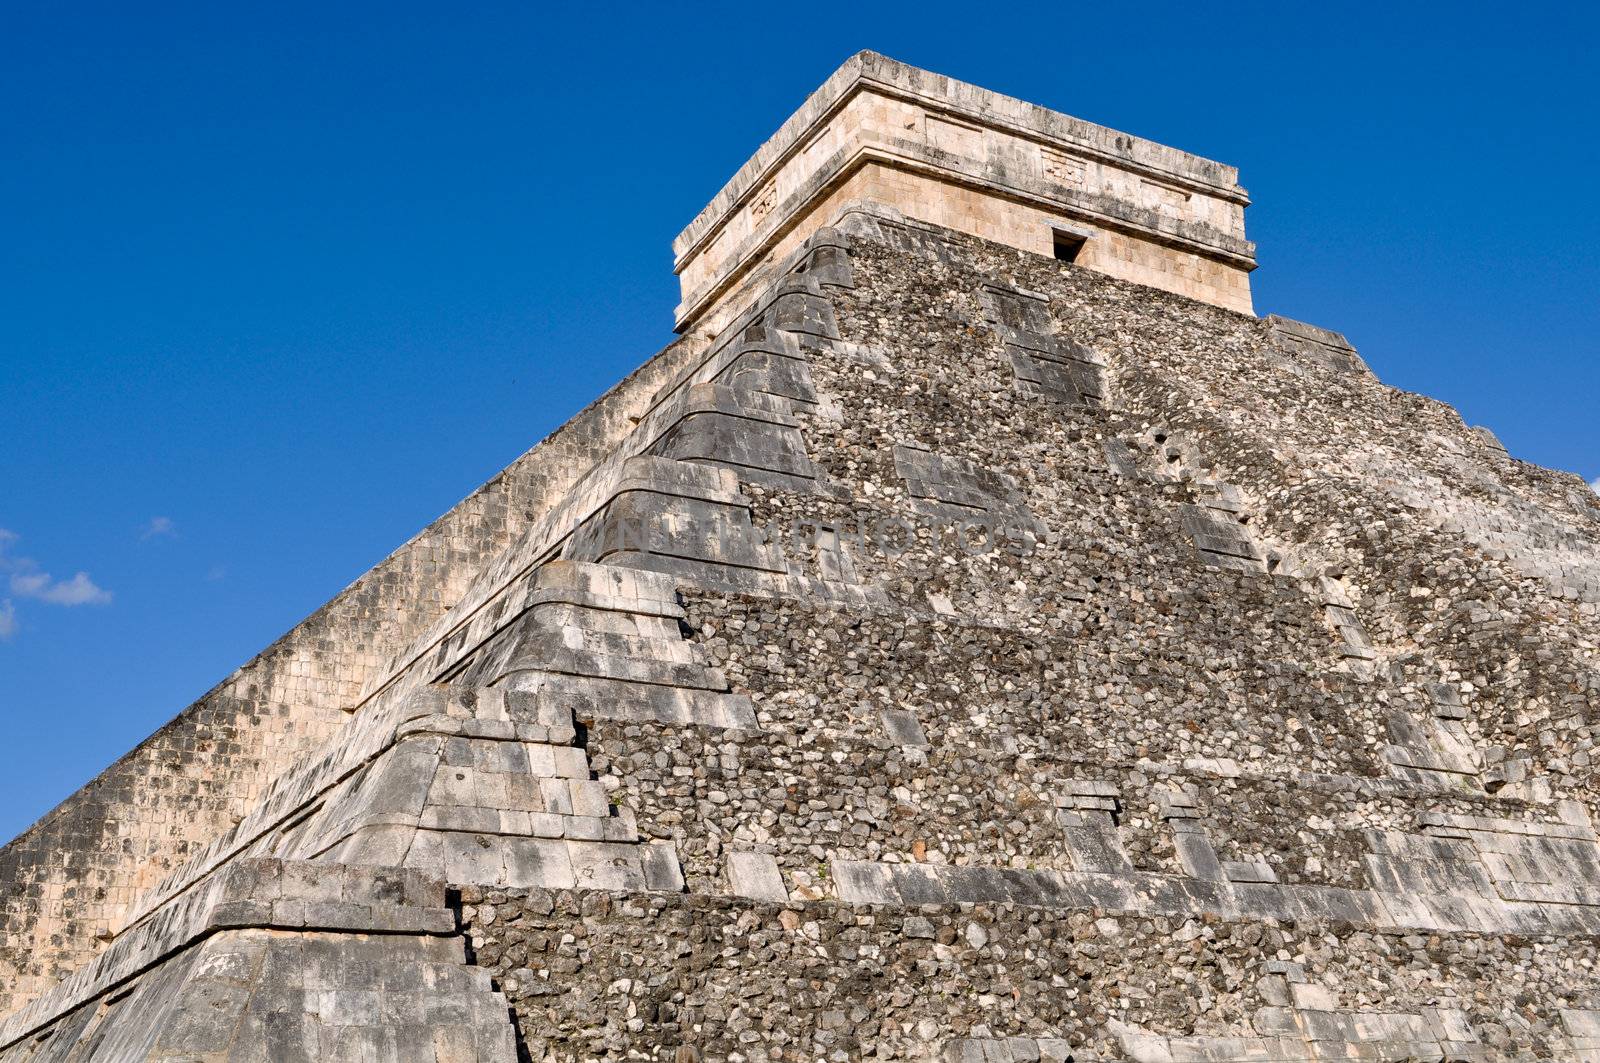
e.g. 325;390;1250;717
140;516;177;541
1590;477;1600;496
0;600;16;641
0;529;114;623
206;564;227;582
10;570;113;605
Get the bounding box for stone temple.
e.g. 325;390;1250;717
4;50;1600;1062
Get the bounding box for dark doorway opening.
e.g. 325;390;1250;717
1053;229;1087;263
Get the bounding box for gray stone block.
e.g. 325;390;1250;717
567;840;646;891
1175;831;1226;882
501;837;576;889
1064;824;1134;874
880;708;929;747
726;852;788;903
642;842;686;893
892;863;953;905
832;860;902;905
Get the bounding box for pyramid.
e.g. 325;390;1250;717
4;50;1600;1061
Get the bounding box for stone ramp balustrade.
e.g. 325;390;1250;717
0;859;518;1061
978;281;1109;409
0;931;517;1063
357;226;873;711
1265;315;1370;377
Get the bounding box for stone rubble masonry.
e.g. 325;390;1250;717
6;54;1600;1062
457;887;1600;1061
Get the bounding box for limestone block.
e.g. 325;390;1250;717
885;863;947;905
1174;831;1226;882
501;838;577;890
438;833;508;884
1266;315;1368;375
567;841;647;891
1223;857;1278;884
1251;1006;1299;1036
538;778;575;815
1035;1039;1079;1063
880;708;929;747
569;780;611;819
1258;974;1292;1007
505;673;757;730
562;816;606;841
718;348;820;407
1423;1008;1478;1044
726;852;789;903
944;1038;1046;1063
939;864;1017;905
1060;780;1119;800
831;859;902;905
1290;983;1339;1010
768;279;838;338
642;842;686;893
652;410;820;492
1063;823;1134;875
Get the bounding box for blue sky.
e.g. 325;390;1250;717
1;2;1596;844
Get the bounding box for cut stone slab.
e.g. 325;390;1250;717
726;852;789;903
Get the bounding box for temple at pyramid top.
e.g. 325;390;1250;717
673;50;1256;332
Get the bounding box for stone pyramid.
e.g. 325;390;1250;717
4;50;1600;1062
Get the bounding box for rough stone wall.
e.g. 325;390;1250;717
489;217;1598;1057
5;207;1599;1062
0;335;700;1015
825;224;1598;802
575;225;1593;901
461;886;1600;1061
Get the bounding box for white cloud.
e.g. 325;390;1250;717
0;530;113;612
0;600;16;641
1590;477;1600;496
141;516;177;540
7;571;48;596
12;570;113;605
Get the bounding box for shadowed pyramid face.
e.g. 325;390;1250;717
5;54;1600;1063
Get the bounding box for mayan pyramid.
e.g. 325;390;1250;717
4;50;1600;1062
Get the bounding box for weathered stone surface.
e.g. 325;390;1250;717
674;51;1257;330
6;52;1600;1063
725;851;789;902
